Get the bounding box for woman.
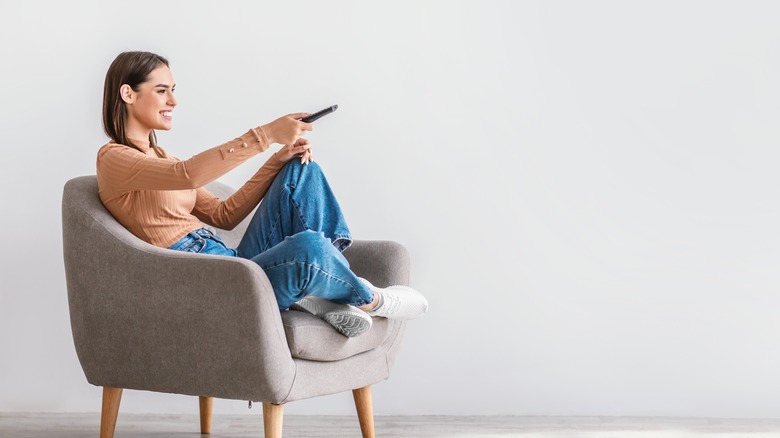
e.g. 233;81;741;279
96;51;428;337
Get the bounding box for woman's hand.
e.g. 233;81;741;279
275;138;314;164
261;113;313;146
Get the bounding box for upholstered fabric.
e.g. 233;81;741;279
62;175;409;404
282;311;397;361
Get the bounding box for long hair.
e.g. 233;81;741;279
102;51;169;152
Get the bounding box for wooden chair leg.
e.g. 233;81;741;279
262;403;284;438
199;396;214;434
100;387;123;438
352;386;376;438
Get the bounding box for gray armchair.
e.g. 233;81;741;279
62;175;410;438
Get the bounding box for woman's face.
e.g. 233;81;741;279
124;65;177;134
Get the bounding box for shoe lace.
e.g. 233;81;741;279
380;291;402;315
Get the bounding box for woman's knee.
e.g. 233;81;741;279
278;159;324;188
302;160;323;175
283;158;322;173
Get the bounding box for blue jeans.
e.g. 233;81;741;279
169;160;374;310
168;228;238;256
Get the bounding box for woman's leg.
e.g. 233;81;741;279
234;160;427;321
250;230;374;310
236;160;352;259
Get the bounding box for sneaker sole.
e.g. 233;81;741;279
290;298;372;338
323;312;372;338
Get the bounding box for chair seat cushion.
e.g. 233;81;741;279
281;310;394;361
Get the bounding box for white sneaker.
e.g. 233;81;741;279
360;278;429;320
290;296;372;338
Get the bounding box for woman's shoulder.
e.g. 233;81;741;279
97;142;136;163
97;141;126;157
98;141;137;152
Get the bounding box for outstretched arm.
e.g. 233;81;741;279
97;113;312;192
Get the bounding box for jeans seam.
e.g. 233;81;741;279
261;211;283;253
287;185;310;234
262;261;372;307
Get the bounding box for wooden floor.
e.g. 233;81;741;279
2;413;780;437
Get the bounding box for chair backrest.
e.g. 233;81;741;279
61;175;247;246
60;175;259;345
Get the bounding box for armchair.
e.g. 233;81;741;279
62;175;410;438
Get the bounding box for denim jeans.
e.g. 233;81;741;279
169;160;374;310
168;228;238;256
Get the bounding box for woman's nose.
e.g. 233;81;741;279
168;92;177;106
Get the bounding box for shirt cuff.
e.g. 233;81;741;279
250;126;269;148
218;128;271;160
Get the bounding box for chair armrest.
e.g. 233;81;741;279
342;240;410;287
66;238;295;401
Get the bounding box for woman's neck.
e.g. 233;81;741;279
127;137;151;147
125;118;152;146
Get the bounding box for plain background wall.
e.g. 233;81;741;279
2;0;780;417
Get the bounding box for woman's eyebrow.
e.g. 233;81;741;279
154;84;175;88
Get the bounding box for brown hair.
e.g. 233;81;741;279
102;51;169;151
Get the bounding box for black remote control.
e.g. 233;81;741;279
300;105;338;123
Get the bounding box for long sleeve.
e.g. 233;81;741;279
192;153;287;230
97;128;269;194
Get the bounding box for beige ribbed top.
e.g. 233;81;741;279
96;127;286;248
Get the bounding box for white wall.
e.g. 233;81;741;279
1;0;780;417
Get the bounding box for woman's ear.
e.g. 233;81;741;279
120;84;135;104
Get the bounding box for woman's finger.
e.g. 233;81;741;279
300;148;312;165
289;112;309;120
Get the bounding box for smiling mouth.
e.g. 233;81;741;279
160;111;172;118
